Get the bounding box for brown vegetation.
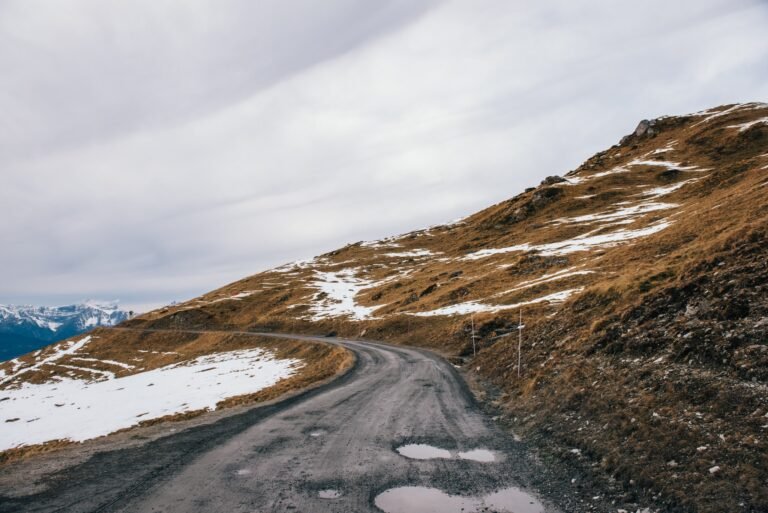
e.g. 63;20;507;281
4;103;767;511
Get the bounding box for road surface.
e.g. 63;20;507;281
0;333;558;513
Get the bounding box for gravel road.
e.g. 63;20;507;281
0;334;561;513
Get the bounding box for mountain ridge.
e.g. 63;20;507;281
0;301;128;360
3;102;767;512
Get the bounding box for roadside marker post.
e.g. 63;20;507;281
517;309;525;378
470;314;477;357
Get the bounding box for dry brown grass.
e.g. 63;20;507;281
6;103;767;511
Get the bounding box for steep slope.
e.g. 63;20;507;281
0;302;128;360
3;102;767;512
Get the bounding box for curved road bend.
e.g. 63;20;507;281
0;331;559;513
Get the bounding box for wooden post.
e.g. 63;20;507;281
471;314;477;357
517;309;523;378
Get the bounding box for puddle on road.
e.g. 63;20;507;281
484;487;545;513
374;486;544;513
375;486;473;513
318;489;342;499
457;448;496;462
396;444;452;460
396;444;498;462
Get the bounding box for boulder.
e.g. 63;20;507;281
540;175;567;186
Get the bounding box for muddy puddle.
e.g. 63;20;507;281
318;489;342;499
396;444;452;459
396;444;498;462
457;448;496;462
374;485;544;513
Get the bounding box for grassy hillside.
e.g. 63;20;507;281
4;102;767;511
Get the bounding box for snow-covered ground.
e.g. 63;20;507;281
307;268;393;321
411;289;582;317
383;249;435;258
551;201;676;227
727;116;768;132
464;220;672;260
0;339;302;451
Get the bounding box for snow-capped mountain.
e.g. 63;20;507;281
0;301;128;360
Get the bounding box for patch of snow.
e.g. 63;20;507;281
410;289;582;317
464;220;672;260
83;316;100;328
551;201;676;226
650;141;677;155
559;175;587;185
57;364;116;380
360;235;403;249
569;159;706;185
727;117;768;132
205;291;256;304
70;357;134;370
690;103;766;126
0;348;301;451
497;268;595;295
270;257;325;273
383;249;435;258
637;178;699;199
1;336;94;386
626;159;702;171
307;269;383;321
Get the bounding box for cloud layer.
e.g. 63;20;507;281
2;0;767;311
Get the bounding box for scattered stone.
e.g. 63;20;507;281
540;175;567;186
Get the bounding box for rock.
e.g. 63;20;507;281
419;284;438;297
402;293;419;305
540;175;567;186
531;186;564;206
635;119;652;136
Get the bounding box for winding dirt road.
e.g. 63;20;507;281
0;333;559;513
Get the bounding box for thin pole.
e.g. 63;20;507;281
471;314;476;357
517;308;523;378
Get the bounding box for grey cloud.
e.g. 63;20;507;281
1;0;767;310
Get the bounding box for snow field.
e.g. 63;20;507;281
0;343;302;450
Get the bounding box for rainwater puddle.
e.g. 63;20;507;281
396;444;452;460
396;444;498;462
457;449;496;462
318;489;342;499
375;486;473;513
374;486;544;513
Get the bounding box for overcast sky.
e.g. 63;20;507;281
2;0;767;312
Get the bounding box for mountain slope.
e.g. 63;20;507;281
3;102;767;512
0;302;129;360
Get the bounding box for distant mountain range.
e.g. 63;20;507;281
0;301;128;360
